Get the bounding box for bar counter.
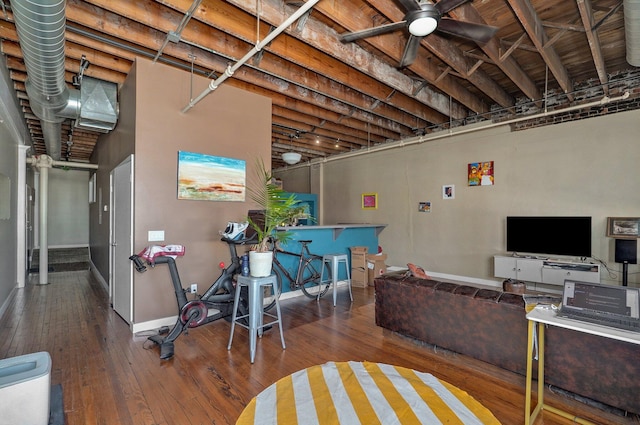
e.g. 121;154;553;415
273;224;387;293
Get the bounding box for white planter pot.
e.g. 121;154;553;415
249;251;273;277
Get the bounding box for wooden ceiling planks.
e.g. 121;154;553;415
0;0;636;167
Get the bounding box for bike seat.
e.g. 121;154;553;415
298;240;313;244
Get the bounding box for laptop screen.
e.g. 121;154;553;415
562;280;640;319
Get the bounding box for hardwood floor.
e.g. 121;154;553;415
1;271;638;425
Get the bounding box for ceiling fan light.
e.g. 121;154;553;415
282;152;302;165
408;16;438;37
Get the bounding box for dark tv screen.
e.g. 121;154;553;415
506;216;592;257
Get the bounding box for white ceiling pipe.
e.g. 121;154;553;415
280;92;631;168
26;156;99;170
182;0;322;113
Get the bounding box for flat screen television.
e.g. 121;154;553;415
506;216;592;258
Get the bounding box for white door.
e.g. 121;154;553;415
110;156;134;324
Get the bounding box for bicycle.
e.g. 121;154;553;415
129;236;279;360
271;239;331;299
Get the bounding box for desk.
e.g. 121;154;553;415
525;306;640;425
236;361;500;424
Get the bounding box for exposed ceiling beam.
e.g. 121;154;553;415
506;0;574;101
576;0;608;94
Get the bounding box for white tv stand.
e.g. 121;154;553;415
494;255;600;290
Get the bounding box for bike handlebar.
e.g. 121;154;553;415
220;236;257;245
129;255;147;273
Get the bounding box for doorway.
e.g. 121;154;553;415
110;155;134;324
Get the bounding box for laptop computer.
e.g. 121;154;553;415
557;280;640;332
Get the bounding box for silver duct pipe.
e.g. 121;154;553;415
12;0;73;161
625;0;640;66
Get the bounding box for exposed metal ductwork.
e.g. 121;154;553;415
11;0;118;160
625;0;640;66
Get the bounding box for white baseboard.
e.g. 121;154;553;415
89;261;108;292
132;316;179;335
128;284;337;334
34;244;89;249
0;286;18;321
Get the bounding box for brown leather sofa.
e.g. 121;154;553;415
374;271;640;415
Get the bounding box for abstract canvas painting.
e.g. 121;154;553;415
177;151;246;201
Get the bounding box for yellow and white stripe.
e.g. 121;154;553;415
236;361;501;425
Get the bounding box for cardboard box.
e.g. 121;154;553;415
367;253;388;286
350;246;368;287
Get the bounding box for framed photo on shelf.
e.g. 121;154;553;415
362;193;378;210
607;217;640;238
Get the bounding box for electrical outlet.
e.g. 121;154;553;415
190;284;197;294
148;230;165;242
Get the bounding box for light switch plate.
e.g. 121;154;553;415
148;230;165;242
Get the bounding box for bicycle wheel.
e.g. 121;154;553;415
299;255;331;298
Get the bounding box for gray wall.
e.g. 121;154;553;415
0;123;19;311
0;52;29;315
279;110;640;287
46;168;89;247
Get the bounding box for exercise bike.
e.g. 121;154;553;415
129;236;279;360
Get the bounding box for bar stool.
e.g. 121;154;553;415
320;254;352;307
227;274;285;363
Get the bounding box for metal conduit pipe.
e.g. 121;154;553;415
278;92;632;169
182;0;322;113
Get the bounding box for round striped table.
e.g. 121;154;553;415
236;361;501;425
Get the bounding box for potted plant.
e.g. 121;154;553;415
246;159;299;276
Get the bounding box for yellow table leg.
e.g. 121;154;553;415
525;320;543;425
525;319;597;425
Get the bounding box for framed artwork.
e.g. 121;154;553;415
362;193;378;209
468;161;494;186
607;217;640;239
177;151;246;201
442;185;455;199
418;202;431;212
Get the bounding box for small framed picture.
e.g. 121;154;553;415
442;185;455;199
607;217;640;239
419;202;431;212
362;192;378;209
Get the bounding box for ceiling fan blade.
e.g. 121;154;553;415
340;21;407;43
399;35;423;68
436;18;498;43
434;0;471;15
396;0;422;12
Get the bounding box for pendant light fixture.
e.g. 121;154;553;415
281;135;301;165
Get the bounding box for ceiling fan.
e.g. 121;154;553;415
339;0;498;68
